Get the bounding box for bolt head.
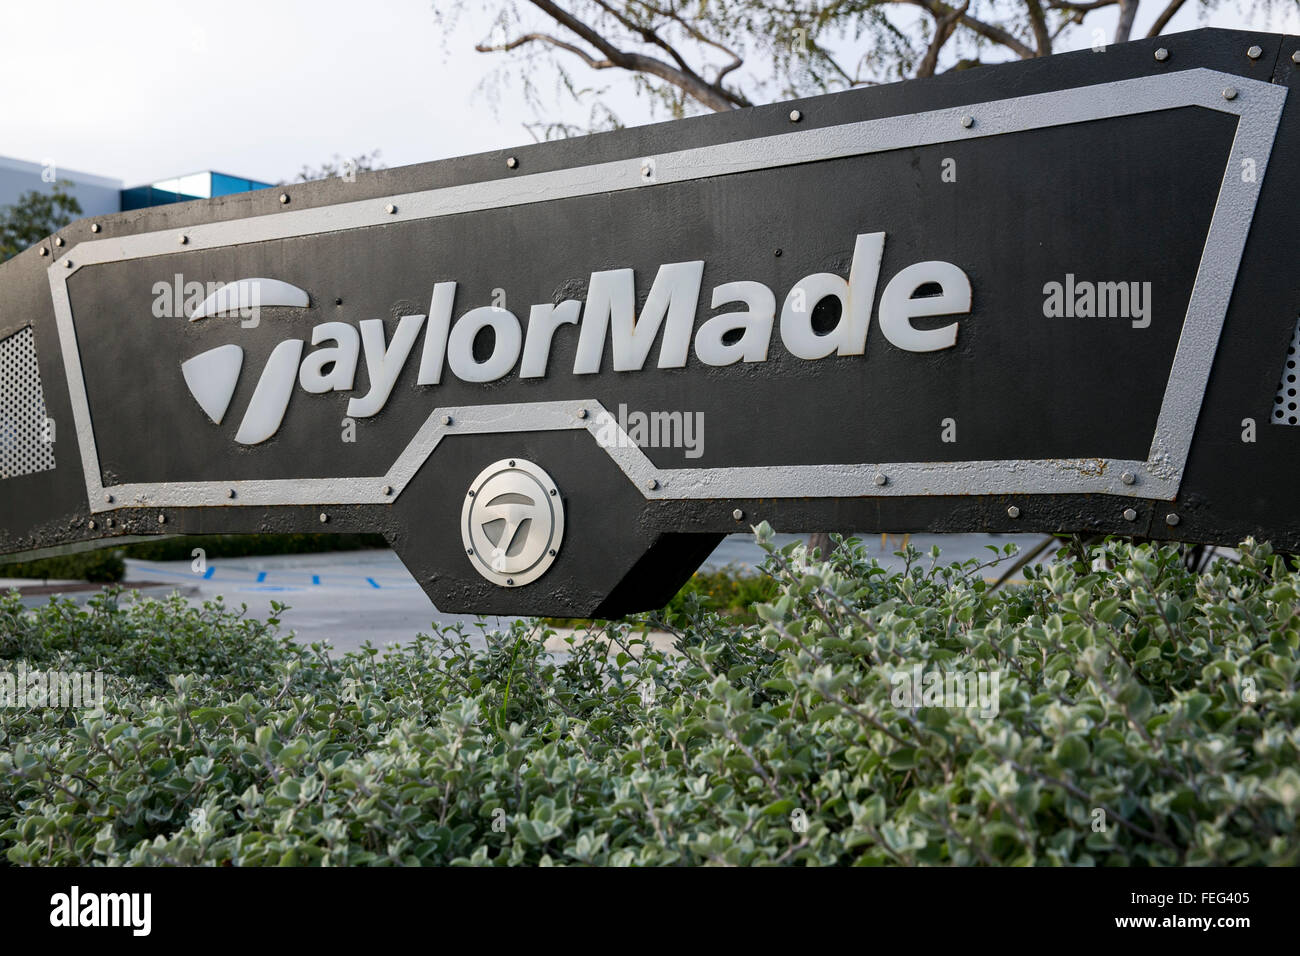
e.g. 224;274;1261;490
385;203;396;214
158;514;166;524
873;472;888;487
789;109;802;123
442;414;453;425
960;115;974;129
319;513;328;523
733;509;745;521
178;234;188;245
577;408;588;419
90;223;101;233
1166;513;1181;526
506;157;518;169
506;578;515;586
1154;48;1169;62
103;493;113;504
1247;45;1263;60
64;259;73;268
1121;471;1136;485
1223;86;1238;101
1293;50;1300;64
1123;508;1137;522
39;247;49;256
227;488;236;499
381;485;393;496
279;193;290;204
54;237;64;247
1007;505;1021;519
88;520;96;530
646;478;659;490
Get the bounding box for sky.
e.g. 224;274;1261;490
1;0;1297;187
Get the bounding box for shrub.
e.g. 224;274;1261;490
0;549;125;583
1;530;1297;866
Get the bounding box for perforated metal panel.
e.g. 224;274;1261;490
0;326;57;480
1273;315;1300;426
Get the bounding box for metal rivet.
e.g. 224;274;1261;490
106;518;114;528
960;115;974;129
1293;50;1300;64
506;157;518;169
1123;508;1137;522
1154;48;1169;62
774;248;782;257
873;472;888;486
381;485;393;496
88;520;96;530
442;414;453;425
646;478;659;490
640;159;654;180
1247;45;1263;60
1223;87;1238;101
467;490;475;498
1166;513;1181;527
507;578;515;586
466;548;474;555
39;247;49;256
54;237;65;247
1007;505;1021;518
549;489;557;496
103;493;113;504
319;513;328;523
64;259;73;268
385;203;396;214
1121;471;1136;485
335;297;343;306
227;488;236;499
576;408;588;419
178;234;188;245
279;193;290;204
789;109;802;123
548;549;556;556
508;459;516;467
90;223;101;233
158;514;166;524
733;509;745;521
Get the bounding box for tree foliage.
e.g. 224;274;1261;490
0;184;82;261
439;0;1292;136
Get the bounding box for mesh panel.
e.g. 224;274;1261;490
0;326;57;480
1274;315;1300;426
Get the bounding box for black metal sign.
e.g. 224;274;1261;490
2;28;1298;615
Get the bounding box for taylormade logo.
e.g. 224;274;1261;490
181;232;972;444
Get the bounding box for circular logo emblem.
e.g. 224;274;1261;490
461;459;564;587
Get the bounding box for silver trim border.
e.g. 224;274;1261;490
48;69;1287;512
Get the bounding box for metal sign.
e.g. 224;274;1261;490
2;29;1299;616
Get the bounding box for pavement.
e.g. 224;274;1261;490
8;532;1052;656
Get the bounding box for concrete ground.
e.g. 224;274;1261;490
96;532;1050;655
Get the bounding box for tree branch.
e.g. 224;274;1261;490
918;1;969;78
1023;0;1051;56
1146;0;1189;37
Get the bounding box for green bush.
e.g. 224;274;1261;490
1;530;1297;865
0;549;125;583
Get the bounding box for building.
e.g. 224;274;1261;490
0;154;273;222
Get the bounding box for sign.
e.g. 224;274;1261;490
2;28;1298;616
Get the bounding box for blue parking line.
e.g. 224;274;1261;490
312;575;321;586
366;577;380;589
203;566;215;579
256;571;267;583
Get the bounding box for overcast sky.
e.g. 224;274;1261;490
1;0;1296;187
